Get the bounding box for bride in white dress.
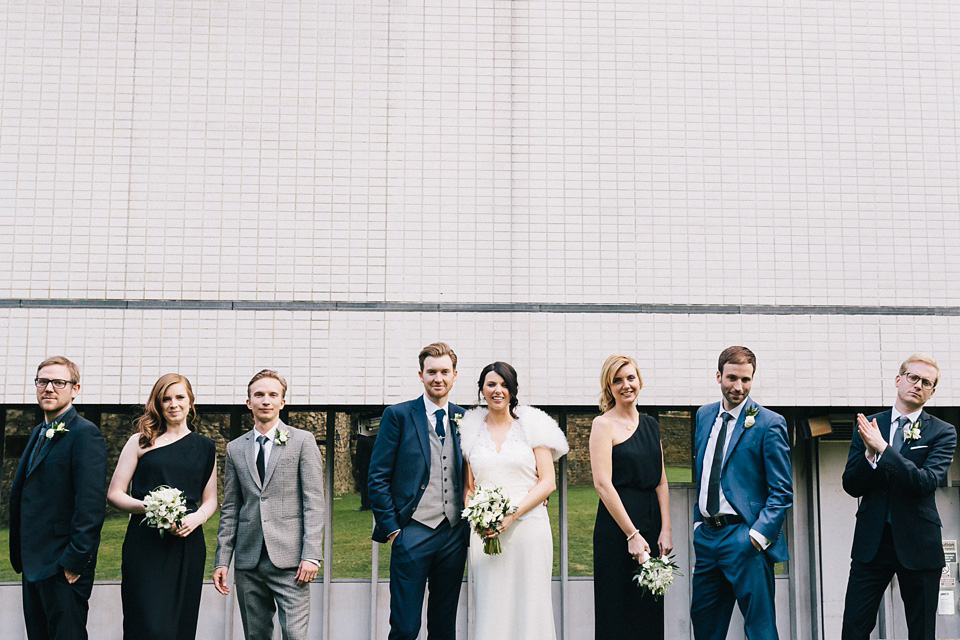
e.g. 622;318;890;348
460;361;569;639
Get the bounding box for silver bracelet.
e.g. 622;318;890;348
626;529;640;541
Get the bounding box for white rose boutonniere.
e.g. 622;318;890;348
903;421;921;443
275;428;290;446
45;421;68;438
452;413;462;438
744;407;759;428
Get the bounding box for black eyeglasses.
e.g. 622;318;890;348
902;372;936;391
34;378;76;390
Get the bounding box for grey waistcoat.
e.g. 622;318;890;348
412;424;460;528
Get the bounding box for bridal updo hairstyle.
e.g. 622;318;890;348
598;354;642;413
477;361;520;420
136;373;197;448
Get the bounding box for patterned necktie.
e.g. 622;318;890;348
435;409;446;440
256;435;267;483
706;412;733;516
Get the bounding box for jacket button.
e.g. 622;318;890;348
420;485;426;490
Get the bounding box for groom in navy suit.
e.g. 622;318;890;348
9;356;107;640
368;342;468;640
691;346;793;640
841;354;956;640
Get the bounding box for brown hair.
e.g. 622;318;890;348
37;356;80;385
418;342;458;371
136;373;196;448
247;369;288;398
599;354;642;413
899;353;940;386
718;346;756;374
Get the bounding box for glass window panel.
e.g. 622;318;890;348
564;410;597;577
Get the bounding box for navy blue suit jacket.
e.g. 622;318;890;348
842;409;956;571
8;406;107;593
368;396;465;543
693;399;793;563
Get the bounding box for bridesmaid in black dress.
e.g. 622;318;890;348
590;355;673;640
107;373;218;640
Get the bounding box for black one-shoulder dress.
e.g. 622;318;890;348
121;433;215;640
593;414;664;640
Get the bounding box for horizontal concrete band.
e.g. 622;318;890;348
0;298;954;316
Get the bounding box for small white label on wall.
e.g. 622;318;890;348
938;591;955;616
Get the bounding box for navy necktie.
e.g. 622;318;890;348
256;435;267;482
706;412;733;516
435;409;446;440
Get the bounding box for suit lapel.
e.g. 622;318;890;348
449;404;464;479
29;407;77;475
24;424;45;477
262;422;286;488
694;402;720;479
414;397;430;464
722;402;750;470
243;430;262;490
876;411;893;452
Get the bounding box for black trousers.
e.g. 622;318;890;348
841;524;941;640
22;572;90;640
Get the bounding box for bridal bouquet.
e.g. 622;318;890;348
461;485;515;555
633;554;683;600
142;485;188;537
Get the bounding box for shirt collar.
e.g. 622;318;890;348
719;398;749;421
892;407;923;425
253;423;278;442
424;396;449;415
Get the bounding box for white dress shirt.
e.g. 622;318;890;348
866;406;923;468
424;396;449;439
253;424;278;468
697;398;771;549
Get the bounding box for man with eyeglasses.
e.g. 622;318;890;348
841;353;957;640
8;356;107;640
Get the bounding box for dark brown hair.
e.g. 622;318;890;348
718;346;756;374
477;361;520;419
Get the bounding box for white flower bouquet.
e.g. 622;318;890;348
142;485;188;537
461;485;515;555
632;554;683;600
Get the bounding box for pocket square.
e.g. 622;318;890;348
910;445;928;450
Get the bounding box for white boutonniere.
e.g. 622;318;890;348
744;407;759;428
903;420;921;443
45;421;68;438
452;413;462;438
275;428;289;446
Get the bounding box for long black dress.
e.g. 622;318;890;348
121;432;216;640
593;414;664;640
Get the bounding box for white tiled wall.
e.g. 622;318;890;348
1;1;958;405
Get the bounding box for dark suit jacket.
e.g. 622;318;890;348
843;409;957;570
368;396;465;543
8;406;107;594
693;399;793;563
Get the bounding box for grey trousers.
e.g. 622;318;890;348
235;549;311;640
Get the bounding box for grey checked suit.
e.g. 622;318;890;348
215;421;325;639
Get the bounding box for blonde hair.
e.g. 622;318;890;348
899;353;940;386
599;354;642;412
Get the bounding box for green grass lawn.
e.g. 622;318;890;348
2;467;694;582
0;511;221;583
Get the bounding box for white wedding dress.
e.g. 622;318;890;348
460;406;569;640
